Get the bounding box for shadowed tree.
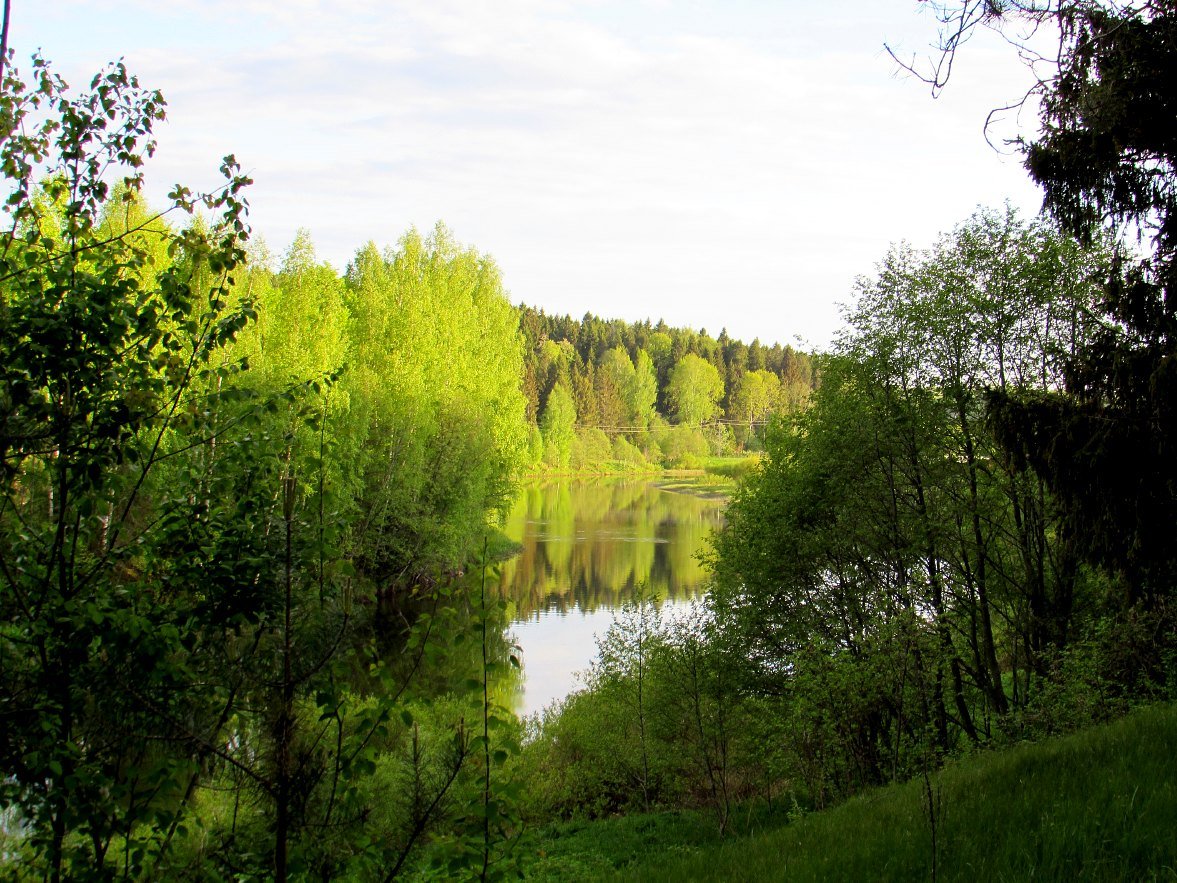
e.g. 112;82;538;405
901;1;1177;604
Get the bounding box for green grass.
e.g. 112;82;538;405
653;476;732;500
700;454;762;481
522;704;1177;881
656;455;763;500
519;811;729;881
484;526;524;562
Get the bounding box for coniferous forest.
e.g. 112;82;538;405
3;2;1177;881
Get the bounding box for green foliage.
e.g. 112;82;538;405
526;420;545;468
729;369;780;429
409;551;529;883
926;2;1177;609
516;598;674;820
706;207;1123;805
598;346;636;424
0;52;532;880
656;424;709;469
699;455;761;482
666;354;724;426
619;703;1177;882
541;383;577;470
573;428;613;470
610;435;649;469
516;306;816;455
0;53;257;879
628;350;659;429
339;225;530;582
516;600;759;831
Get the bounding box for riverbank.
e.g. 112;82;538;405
522;454;760;483
518;702;1177;881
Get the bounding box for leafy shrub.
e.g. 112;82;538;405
659;426;709;468
612;435;649;468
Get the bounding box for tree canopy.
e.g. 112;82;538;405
666;353;724;426
0;53;531;879
912;1;1177;600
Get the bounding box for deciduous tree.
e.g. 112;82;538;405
667;354;724;426
904;0;1177;602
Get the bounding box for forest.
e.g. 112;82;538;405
2;1;1176;880
516;306;815;471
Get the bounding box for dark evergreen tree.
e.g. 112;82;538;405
914;2;1177;601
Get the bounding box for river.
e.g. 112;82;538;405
492;476;727;717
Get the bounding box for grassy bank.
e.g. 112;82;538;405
698;454;762;481
521;703;1177;881
522;462;663;478
523;455;760;484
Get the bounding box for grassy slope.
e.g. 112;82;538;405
525;704;1177;881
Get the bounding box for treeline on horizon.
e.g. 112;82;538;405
518;306;815;426
515;305;815;471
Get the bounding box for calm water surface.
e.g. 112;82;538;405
493;477;726;717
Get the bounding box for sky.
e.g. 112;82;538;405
18;1;1051;349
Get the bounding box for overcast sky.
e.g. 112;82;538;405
19;1;1049;348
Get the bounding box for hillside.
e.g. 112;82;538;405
522;704;1177;881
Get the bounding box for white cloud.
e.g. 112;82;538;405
22;1;1048;346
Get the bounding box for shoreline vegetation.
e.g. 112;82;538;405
520;455;760;481
518;703;1177;881
517;456;761;503
496;203;1177;882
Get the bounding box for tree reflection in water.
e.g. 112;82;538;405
494;478;725;715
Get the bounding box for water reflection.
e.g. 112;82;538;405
495;478;725;715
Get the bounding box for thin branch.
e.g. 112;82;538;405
0;0;11;87
381;723;470;883
0;177;246;286
125;685;273;795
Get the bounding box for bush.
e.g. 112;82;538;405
704;423;734;456
612;435;649;468
569;427;613;470
660;426;709;469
